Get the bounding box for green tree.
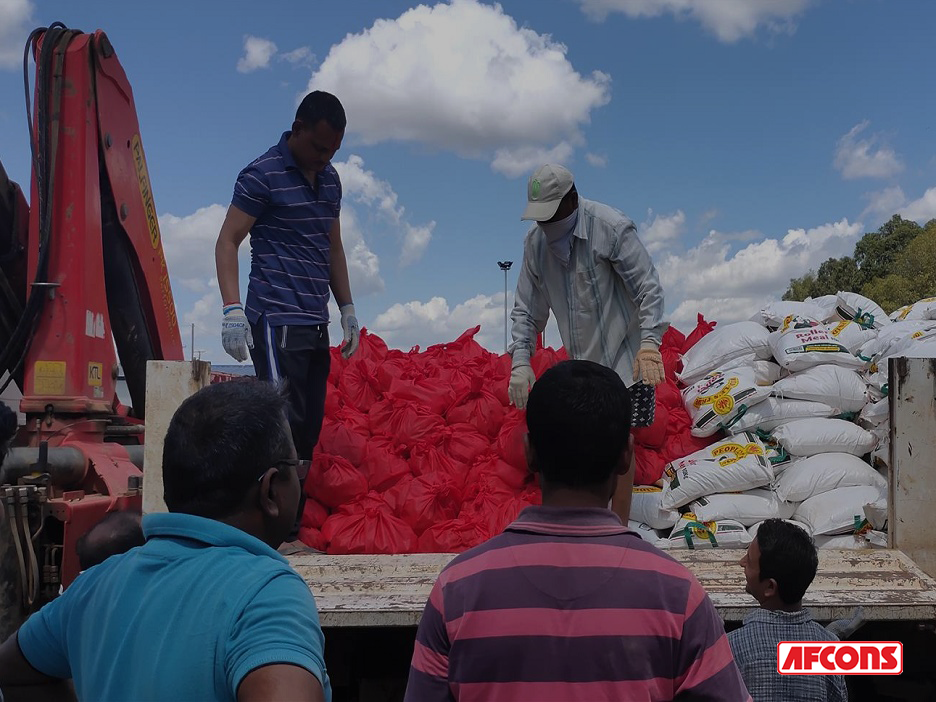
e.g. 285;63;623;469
783;215;925;302
859;222;936;312
853;215;922;284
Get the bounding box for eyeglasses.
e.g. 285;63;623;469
257;459;311;483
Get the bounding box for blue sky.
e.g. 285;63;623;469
1;0;934;363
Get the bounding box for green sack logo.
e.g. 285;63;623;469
531;179;541;200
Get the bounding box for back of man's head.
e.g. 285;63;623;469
76;510;145;571
162;379;291;519
296;90;346;131
526;360;631;489
756;519;819;605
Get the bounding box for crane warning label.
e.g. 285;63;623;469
34;361;66;395
88;362;103;387
131;134;160;250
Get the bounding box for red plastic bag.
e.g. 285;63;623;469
324;383;343;416
661;431;717;465
383;474;415;515
387;402;445;447
314;455;368;508
531;347;563;379
440;423;492;466
376;356;415;394
653;380;683;410
385;376;456;416
322;504;417;555
355;328;389;363
461;475;516;527
631;404;669;449
425;326;487;363
446;377;505;439
360;437;411;491
496;410;527;472
340;359;382;413
634;444;668;485
467;452;530;491
682;314;717;354
417;518;491;553
367;398;397;437
316;419;368;468
297;527;327;551
409;442;466;487
301;498;329;530
398;473;464;534
661;327;686;381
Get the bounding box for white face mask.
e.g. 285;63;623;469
540;207;578;241
540;207;578;264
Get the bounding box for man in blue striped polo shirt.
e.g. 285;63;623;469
215;92;359;534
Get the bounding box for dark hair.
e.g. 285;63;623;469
296;91;346;132
162;379;292;518
76;510;144;570
526;360;631;488
756;519;819;605
0;402;16;468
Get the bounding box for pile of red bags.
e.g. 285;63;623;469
301;318;719;554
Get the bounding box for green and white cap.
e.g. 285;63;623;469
521;164;574;221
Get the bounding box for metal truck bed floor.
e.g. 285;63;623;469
288;549;936;627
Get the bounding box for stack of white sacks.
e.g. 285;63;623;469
629;292;936;551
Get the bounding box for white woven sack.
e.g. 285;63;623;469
889;296;936;322
805;295;840;322
659;514;752;550
814;534;871;550
748;519;812;539
771;364;868;413
690;488;796;526
683;367;772;437
661;432;772;509
678;322;773;386
723;356;783;385
859;320;936;362
627;520;663;543
775;452;886;502
630;486;680;530
857;399;888;428
824;320;878;355
728;398;836;434
834;292;891;330
792;484;886;535
771;419;878;457
770;318;866;372
751;301;827;329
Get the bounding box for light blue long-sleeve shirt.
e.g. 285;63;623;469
508;198;667;387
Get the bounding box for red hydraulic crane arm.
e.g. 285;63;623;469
18;26;183;418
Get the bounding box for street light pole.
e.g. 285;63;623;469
497;261;513;353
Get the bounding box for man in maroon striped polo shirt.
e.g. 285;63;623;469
405;360;751;701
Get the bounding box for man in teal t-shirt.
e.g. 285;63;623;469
0;380;331;702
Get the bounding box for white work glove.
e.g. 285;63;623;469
339;304;360;359
221;304;253;362
633;346;665;387
508;364;536;410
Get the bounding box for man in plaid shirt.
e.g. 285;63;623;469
729;519;847;701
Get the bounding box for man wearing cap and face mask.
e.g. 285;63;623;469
507;164;667;523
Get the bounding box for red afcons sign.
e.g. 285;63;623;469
777;642;903;675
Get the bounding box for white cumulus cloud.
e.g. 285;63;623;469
307;0;610;174
861;185;906;221
833;121;903;180
333;155;436;265
640;209;685;254
900;186;936;224
0;0;32;70
659;218;863;331
577;0;812;43
586;152;608;167
237;35;278;73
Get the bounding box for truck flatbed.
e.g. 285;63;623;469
289;547;936;627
